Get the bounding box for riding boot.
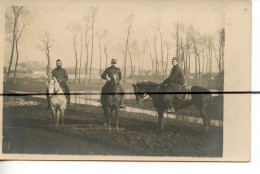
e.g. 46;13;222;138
119;96;125;110
63;84;71;107
66;95;71;107
46;88;51;108
166;101;175;113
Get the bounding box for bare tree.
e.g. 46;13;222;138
70;23;81;84
89;7;98;83
145;35;154;80
98;30;107;82
155;18;165;77
84;16;91;84
13;19;29;84
5;6;25;81
123;14;133;83
165;34;173;77
152;28;159;81
213;28;225;88
103;39;111;69
78;29;83;83
141;41;147;77
38;32;54;80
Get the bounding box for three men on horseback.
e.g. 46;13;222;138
162;57;184;113
100;58;125;109
47;59;71;108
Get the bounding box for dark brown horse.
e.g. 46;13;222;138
102;75;122;131
132;81;212;132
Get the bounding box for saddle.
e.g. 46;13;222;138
158;84;187;101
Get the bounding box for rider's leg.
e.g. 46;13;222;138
100;86;105;106
46;88;51;108
163;94;176;113
63;83;70;105
119;84;125;109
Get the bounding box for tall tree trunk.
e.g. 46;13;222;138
124;26;131;83
79;33;83;83
99;42;102;83
13;39;19;84
7;17;18;80
89;22;94;83
73;35;78;84
127;48;133;83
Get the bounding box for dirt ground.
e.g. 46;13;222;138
2;96;223;157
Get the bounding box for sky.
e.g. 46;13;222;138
4;0;225;73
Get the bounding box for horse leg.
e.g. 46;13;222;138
56;109;60;127
51;107;56;128
60;109;65;132
108;108;112;132
103;108;107;126
115;108;119;130
199;105;210;132
158;109;164;132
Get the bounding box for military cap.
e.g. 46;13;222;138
172;57;178;62
111;58;117;64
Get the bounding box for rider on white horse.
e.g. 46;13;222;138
46;59;71;108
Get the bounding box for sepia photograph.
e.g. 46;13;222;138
0;0;251;161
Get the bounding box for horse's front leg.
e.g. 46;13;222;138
56;109;60;127
158;109;164;132
60;109;65;132
108;108;112;132
115;108;119;130
51;106;56;126
199;105;210;132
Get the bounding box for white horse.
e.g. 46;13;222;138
46;76;67;129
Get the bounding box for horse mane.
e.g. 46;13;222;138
137;81;160;86
135;81;160;92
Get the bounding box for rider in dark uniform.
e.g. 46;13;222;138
46;59;71;108
162;57;184;113
100;58;125;109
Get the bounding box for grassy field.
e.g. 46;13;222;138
2;96;223;157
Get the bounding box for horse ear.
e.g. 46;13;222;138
132;83;136;87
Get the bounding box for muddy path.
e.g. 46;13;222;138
2;96;223;157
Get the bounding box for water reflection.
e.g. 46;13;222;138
71;90;135;105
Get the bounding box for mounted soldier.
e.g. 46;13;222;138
162;57;184;113
46;59;71;108
100;58;125;109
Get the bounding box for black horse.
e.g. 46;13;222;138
132;81;212;132
102;76;122;131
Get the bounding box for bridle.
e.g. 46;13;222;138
49;80;61;97
134;85;150;104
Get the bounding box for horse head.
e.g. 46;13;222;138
132;81;153;104
107;74;120;93
48;76;61;98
